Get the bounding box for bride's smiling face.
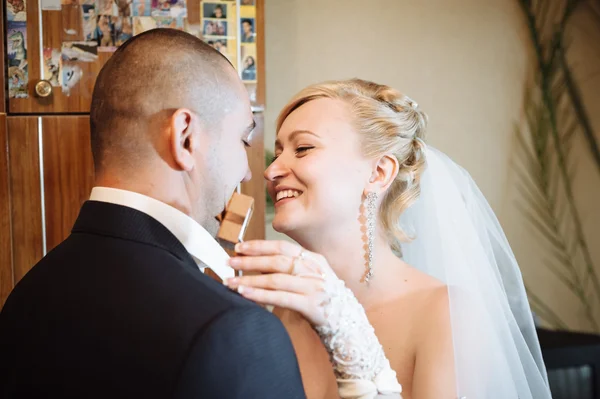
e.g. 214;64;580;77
265;98;372;237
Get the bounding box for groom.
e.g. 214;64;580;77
0;29;306;398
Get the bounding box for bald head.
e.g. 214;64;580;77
90;28;242;173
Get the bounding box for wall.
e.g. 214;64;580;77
263;0;600;331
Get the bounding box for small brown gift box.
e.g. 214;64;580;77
216;192;254;255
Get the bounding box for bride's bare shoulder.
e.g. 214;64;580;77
403;268;457;397
404;266;449;307
393;266;452;337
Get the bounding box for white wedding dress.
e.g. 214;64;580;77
313;145;553;399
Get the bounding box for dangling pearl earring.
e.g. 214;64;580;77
365;192;377;283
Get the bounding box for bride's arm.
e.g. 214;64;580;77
411;288;456;399
274;308;340;399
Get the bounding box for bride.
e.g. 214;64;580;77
224;79;553;399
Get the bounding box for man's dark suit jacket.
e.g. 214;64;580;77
0;201;306;399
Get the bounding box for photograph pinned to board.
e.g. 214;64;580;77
82;3;97;41
8;66;28;98
7;0;26;21
151;0;186;19
203;2;226;19
7;21;28;98
43;48;61;87
60;61;83;96
240;18;255;43
96;15;116;49
132;0;152;16
62;41;99;62
203;19;227;37
240;44;256;82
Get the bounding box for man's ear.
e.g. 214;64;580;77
364;154;399;195
169;108;197;172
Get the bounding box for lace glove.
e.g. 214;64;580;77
315;277;403;399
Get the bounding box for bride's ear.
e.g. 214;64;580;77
365;154;399;195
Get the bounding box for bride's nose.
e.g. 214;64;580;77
264;156;289;182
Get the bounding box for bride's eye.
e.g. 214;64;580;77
295;146;314;155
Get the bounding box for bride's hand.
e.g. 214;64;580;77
227;241;404;399
225;240;335;326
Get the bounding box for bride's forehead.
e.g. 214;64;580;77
279;105;353;139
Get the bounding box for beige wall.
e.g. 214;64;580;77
263;0;600;331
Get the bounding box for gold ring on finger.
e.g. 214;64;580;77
288;250;306;275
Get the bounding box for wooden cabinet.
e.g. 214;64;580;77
4;116;93;283
0;115;12;308
0;0;267;308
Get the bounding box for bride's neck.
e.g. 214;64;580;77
294;226;404;308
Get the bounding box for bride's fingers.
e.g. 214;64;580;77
227;255;292;274
228;254;324;277
235;287;325;326
225;273;324;295
236;240;316;260
228;255;322;276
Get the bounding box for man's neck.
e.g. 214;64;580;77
94;173;192;219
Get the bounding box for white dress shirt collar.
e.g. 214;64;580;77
89;186;234;280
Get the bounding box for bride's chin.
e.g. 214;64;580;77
271;214;298;234
271;219;290;234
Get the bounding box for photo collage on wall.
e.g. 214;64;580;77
5;0;257;101
199;0;258;105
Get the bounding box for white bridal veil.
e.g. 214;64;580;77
399;145;552;399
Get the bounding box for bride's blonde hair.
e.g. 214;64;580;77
276;78;428;253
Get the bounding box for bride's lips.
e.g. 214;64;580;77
274;187;303;208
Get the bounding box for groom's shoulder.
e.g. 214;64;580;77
6;227;267;331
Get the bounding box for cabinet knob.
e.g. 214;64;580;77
35;80;53;98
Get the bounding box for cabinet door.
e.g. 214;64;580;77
0;114;12;308
5;116;94;291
